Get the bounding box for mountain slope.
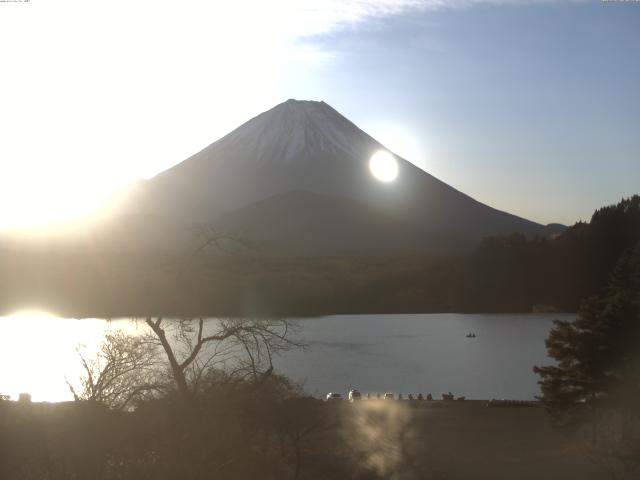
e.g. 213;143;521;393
212;190;475;255
121;99;555;254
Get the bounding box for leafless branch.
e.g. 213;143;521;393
144;317;306;403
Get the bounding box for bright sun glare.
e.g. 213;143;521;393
0;166;115;232
369;150;399;183
0;311;136;402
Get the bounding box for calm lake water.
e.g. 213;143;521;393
274;313;572;400
0;312;572;402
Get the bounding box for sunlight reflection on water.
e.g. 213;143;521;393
0;312;143;402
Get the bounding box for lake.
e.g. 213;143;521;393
0;312;571;402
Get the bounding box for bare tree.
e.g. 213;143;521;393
190;224;260;257
274;397;329;480
141;228;302;404
144;317;304;403
67;330;162;410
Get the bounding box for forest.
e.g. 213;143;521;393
1;196;638;317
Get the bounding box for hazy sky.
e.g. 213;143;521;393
0;0;638;228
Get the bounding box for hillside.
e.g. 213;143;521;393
116;99;555;255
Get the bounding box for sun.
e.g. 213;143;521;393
0;167;116;232
369;150;399;183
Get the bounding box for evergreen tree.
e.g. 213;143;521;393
534;242;640;479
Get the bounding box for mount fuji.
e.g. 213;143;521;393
116;99;559;255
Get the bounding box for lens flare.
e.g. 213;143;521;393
369;150;398;183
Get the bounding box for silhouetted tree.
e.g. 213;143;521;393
145;317;303;404
67;330;162;410
191;223;260;256
535;242;640;479
273;397;329;480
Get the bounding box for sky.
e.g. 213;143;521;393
0;0;638;228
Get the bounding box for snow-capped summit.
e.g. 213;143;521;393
140;98;394;215
175;99;378;168
121;99;553;254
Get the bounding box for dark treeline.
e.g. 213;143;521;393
1;372;605;480
0;196;638;317
0;375;365;480
461;195;640;312
533;241;640;479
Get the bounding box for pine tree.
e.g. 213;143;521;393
534;242;640;479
